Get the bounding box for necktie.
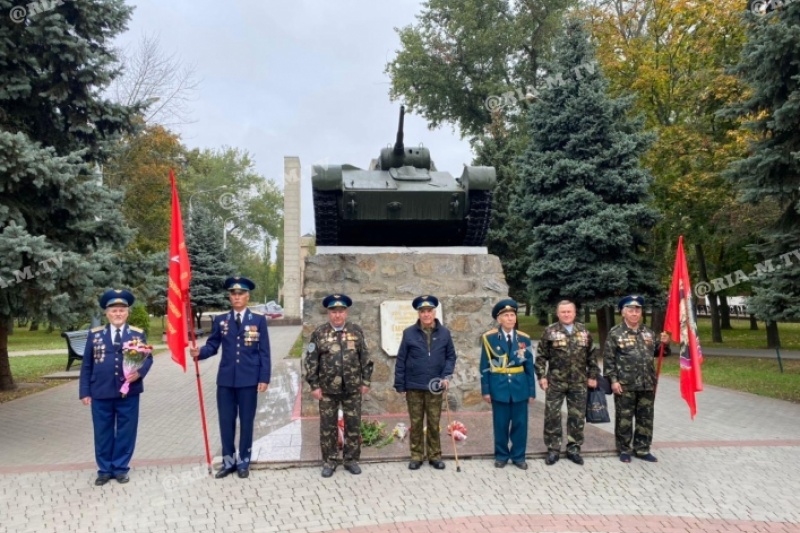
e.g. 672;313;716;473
236;313;242;328
506;333;512;349
114;329;121;346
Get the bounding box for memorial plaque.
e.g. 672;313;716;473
380;300;444;356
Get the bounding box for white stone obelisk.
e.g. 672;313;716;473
282;157;301;319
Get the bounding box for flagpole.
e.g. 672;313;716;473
186;297;213;475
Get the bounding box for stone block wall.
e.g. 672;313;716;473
300;252;509;416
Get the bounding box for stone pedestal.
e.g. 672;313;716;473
300;249;509;416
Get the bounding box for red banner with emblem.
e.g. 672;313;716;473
167;169;192;371
663;235;704;418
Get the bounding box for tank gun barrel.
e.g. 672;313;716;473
393;105;405;156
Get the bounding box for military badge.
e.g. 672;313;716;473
347;341;355;350
307;342;316;353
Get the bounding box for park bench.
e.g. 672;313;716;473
62;330;88;371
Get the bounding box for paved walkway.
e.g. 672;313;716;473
1;326;799;533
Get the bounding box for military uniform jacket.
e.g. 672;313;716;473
604;322;669;391
199;310;271;387
305;322;373;395
79;324;153;400
479;328;536;402
394;319;457;392
535;322;599;386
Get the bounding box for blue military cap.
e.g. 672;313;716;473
618;294;645;311
224;276;256;292
322;294;352;309
492;298;518;319
99;289;135;309
412;295;439;310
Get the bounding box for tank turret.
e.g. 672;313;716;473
311;106;496;246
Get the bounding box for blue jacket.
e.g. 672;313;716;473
199;310;271;387
79;324;153;400
394;319;457;393
479;328;535;403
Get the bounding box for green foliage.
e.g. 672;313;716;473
0;0;143;390
127;304;150;338
360;419;394;447
513;20;660;311
721;3;800;323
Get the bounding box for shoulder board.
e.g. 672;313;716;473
516;330;530;339
129;326;143;333
250;310;264;316
91;326;104;333
483;328;498;336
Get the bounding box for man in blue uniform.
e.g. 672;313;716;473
79;289;153;486
479;299;536;470
190;276;271;479
394;295;457;471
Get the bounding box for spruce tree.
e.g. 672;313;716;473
186;205;236;329
512;19;660;331
721;3;800;343
0;0;141;389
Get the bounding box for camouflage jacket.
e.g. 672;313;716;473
304;322;373;395
604;322;668;391
535;322;599;386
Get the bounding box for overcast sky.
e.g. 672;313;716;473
115;0;473;235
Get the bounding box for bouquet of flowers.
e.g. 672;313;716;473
120;338;152;397
447;420;468;441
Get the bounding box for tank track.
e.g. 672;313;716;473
463;190;493;246
313;190;339;245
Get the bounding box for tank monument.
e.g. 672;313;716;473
301;106;510;415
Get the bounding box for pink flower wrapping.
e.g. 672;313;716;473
120;338;153;396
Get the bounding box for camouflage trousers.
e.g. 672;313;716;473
406;390;443;461
543;382;588;454
614;389;655;455
319;392;362;468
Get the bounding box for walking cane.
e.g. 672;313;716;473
444;386;462;472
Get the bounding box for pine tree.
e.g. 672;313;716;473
0;0;141;390
186;205;236;329
512;19;660;335
721;3;800;344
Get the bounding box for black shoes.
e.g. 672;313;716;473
545;451;560;465
566;452;584;465
636;453;658;462
494;460;507;468
429;460;446;470
321;465;335;478
94;475;112;486
408;460;422;470
619;452;632;463
512;461;528;470
116;474;130;484
344;463;362;475
237;469;250;478
214;466;237;479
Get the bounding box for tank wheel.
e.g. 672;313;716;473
463;190;493;246
313;190;339;246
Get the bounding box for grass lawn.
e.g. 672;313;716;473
287;332;305;358
659;354;800;403
0;355;72;404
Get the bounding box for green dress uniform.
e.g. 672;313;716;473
479;327;536;465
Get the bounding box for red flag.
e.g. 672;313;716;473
663;235;704;418
167;169;192;371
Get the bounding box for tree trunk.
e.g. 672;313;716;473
695;244;722;342
650;308;665;334
584;306;591;323
766;321;780;349
719;294;732;330
537;309;548;326
749;314;759;331
596;305;614;359
29;319;39;332
0;315;16;391
525;300;531;316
